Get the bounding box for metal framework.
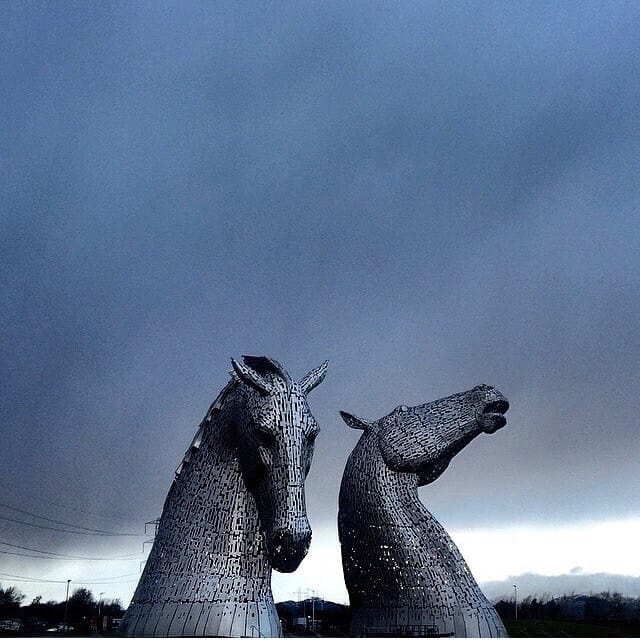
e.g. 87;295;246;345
121;356;328;637
338;384;509;637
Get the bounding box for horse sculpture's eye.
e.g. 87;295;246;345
255;427;276;447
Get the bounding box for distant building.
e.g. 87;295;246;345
0;619;23;633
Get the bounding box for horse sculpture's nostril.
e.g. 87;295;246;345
478;395;509;434
483;399;509;414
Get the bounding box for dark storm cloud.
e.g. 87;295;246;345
1;0;639;576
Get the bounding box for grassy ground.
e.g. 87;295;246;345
504;618;640;637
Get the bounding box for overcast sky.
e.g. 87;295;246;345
2;1;639;606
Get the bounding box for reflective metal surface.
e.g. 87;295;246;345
121;356;327;637
339;385;509;637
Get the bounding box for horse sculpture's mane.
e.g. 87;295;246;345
240;355;289;380
174;377;237;477
175;357;289;477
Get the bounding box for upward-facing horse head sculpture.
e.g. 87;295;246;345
339;384;509;638
121;356;328;638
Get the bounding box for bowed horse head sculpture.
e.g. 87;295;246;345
121;356;328;638
339;384;509;638
231;356;326;572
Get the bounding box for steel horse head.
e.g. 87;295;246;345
121;355;328;637
231;355;327;572
340;384;509;485
338;384;509;637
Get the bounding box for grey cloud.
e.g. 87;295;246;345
1;0;639;579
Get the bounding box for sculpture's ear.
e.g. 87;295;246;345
231;358;274;395
299;360;329;395
339;411;372;431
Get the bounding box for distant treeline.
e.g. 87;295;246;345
6;583;640;637
0;583;124;635
279;593;640;635
495;591;640;626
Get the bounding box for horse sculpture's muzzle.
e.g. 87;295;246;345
477;391;510;434
268;524;312;573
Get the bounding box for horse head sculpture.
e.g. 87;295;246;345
341;384;508;485
338;384;509;637
121;355;328;637
231;356;325;572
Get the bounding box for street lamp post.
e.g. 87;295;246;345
63;579;71;634
513;584;518;620
98;592;105;633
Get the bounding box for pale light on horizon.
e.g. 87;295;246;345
5;519;640;608
271;516;640;604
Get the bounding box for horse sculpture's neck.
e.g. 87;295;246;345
121;382;281;637
339;430;507;638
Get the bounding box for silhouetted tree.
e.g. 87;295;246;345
68;587;95;608
65;587;97;633
493;599;513;620
0;584;24;618
102;598;125;618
